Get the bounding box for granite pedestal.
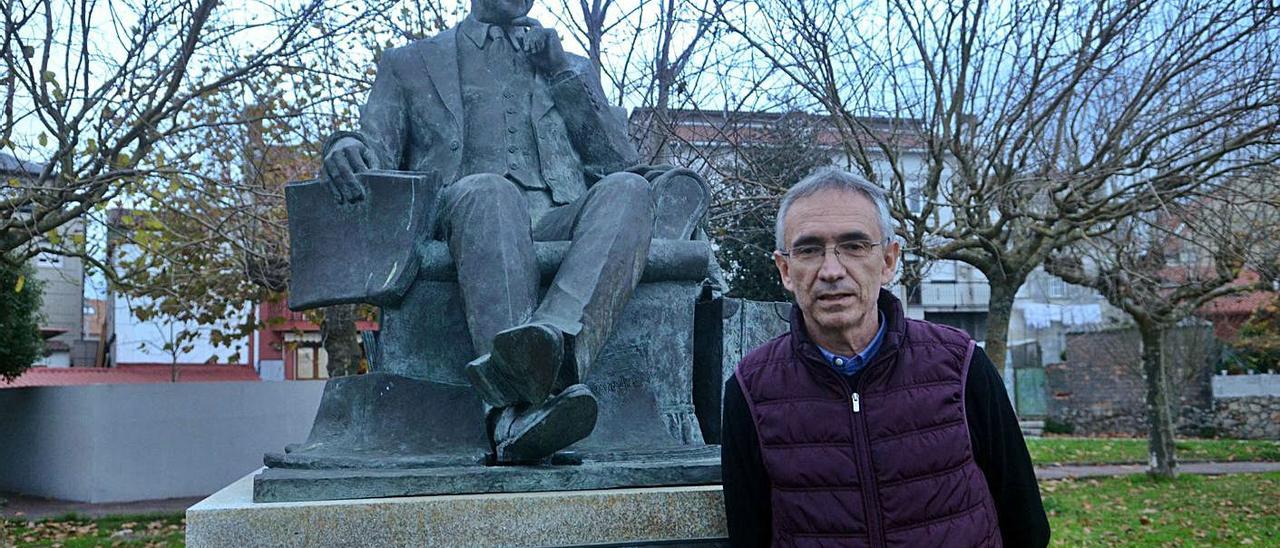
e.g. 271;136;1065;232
189;471;728;547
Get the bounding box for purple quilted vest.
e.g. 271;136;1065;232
734;291;1001;547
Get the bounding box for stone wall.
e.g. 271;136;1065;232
1213;396;1280;440
1046;325;1217;436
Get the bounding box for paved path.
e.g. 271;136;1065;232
1035;461;1280;480
4;462;1280;520
0;492;202;520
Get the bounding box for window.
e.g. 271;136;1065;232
1049;277;1067;298
35;252;62;268
294;346;330;380
907;186;923;213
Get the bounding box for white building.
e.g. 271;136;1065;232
105;208;253;368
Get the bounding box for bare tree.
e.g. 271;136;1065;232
0;0;381;263
1046;172;1280;477
64;0;430;375
716;0;1280;368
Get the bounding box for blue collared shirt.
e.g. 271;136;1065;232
817;311;887;377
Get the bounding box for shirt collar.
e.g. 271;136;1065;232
817;311;887;376
460;16;521;50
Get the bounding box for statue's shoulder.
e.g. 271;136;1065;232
380;28;455;67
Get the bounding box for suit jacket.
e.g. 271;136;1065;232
326;25;639;205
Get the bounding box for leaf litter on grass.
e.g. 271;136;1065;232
1044;472;1280;546
1;513;183;547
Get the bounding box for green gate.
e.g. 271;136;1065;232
1015;367;1047;417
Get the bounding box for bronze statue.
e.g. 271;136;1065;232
316;0;710;464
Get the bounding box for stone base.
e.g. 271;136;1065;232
188;471;728;547
256;447;721;503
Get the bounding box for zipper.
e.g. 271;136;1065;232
831;371;885;548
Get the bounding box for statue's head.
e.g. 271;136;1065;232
472;0;535;24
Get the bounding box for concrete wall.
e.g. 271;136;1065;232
0;381;325;503
1213;373;1280;398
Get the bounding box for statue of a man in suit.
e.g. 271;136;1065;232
321;0;707;463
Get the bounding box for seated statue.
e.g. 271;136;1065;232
311;0;711;465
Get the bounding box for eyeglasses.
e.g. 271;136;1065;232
780;240;883;267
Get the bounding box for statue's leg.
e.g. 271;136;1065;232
438;174;538;360
531;172;656;384
442;175;562;410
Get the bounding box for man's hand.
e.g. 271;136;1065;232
322;137;378;203
520;24;567;76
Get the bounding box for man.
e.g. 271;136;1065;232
321;0;706;463
721;169;1049;546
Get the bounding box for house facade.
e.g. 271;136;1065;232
2;152;94;367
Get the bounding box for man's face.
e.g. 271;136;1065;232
472;0;534;24
774;189;899;340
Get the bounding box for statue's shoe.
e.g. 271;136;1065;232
465;322;563;407
493;384;599;463
652;167;710;240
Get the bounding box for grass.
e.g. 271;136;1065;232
1043;471;1280;546
0;512;184;547
1028;437;1280;466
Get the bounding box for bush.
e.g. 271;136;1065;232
1044;417;1076;435
0;259;44;380
1230;295;1280;372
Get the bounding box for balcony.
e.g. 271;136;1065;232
920;281;990;311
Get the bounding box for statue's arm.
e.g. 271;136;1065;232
323;48;410;171
547;57;639;182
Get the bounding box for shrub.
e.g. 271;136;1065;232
1044;417;1076;435
0;259;44;380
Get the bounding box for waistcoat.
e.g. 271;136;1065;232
457;24;544;191
734;291;1002;547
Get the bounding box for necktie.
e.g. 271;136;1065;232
487;26;512;67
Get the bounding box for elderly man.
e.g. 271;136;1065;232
321;0;706;463
721;169;1049;546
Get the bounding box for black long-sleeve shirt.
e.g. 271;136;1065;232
721;347;1050;547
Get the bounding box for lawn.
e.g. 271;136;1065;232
1028;437;1280;466
1043;472;1280;546
0;513;183;547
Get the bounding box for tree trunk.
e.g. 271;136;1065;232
321;304;360;377
1139;323;1178;478
982;278;1019;376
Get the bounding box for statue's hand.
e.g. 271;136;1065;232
322;137;378;203
522;26;567;76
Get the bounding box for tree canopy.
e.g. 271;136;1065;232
0;259;43;380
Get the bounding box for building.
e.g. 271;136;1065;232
255;299;377;381
2;152;93;367
104;208;253;369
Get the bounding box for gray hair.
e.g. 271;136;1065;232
774;167;896;250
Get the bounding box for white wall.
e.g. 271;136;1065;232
1214;374;1280;398
0;381;325;503
112;294;251;365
